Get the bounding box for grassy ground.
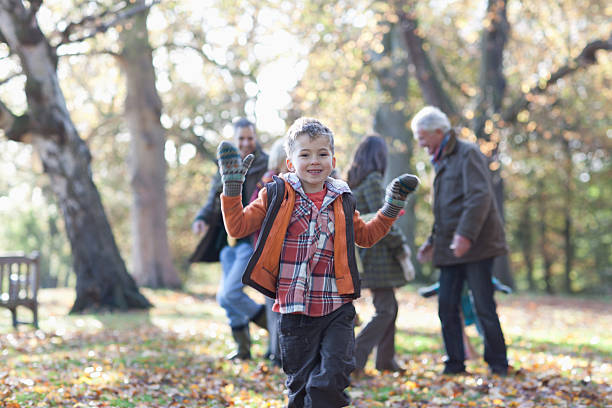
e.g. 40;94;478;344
0;272;610;407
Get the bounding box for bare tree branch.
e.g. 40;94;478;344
0;98;32;142
395;2;457;118
55;0;160;46
0;71;23;86
502;34;612;124
161;42;259;83
0;98;16;131
436;60;473;99
27;0;43;23
56;49;120;58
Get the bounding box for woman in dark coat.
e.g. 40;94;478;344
347;135;413;378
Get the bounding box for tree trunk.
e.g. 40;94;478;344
517;198;535;291
119;0;180;288
0;1;151;312
371;24;419;275
473;0;514;288
562;135;574;293
537;179;554;294
396;9;457;118
472;0;508;140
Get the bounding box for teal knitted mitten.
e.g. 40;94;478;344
217;141;254;196
381;174;420;217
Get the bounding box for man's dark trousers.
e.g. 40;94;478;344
279;302;355;408
438;257;508;373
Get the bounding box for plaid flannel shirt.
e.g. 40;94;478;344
272;173;353;317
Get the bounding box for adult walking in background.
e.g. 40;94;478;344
249;138;288;367
190;118;269;360
412;106;509;376
347;135;415;378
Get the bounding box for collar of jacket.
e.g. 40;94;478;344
434;130;458;174
247;146;269;175
441;129;458;159
242;176;359;299
284;172;352;198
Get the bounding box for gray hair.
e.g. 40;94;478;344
267;138;287;172
411;106;451;136
285;117;334;155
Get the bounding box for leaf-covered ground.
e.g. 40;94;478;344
0;284;610;407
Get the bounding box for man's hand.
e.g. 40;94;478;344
381;174;420;218
450;233;471;258
217;141;254;196
192;220;209;236
417;241;433;263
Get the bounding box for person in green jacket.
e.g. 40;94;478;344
347;135;415;378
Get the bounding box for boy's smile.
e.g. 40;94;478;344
286;134;336;194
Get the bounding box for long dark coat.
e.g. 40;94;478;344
430;133;508;266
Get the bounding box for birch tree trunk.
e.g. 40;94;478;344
119;0;180;288
0;0;151;312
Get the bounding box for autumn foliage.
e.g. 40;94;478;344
1;286;610;407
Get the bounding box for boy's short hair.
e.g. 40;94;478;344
285;117;334;155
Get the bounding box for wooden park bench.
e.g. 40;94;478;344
0;252;39;329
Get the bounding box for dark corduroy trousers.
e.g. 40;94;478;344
279;302;356;408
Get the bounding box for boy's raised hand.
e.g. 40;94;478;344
217;141;254;196
381;174;420;218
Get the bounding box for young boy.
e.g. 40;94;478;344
217;117;418;407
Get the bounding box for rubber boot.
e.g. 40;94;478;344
227;326;251;361
250;305;268;331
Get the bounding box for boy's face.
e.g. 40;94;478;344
286;134;336;194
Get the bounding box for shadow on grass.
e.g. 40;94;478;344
396;327;611;365
179;288;217;302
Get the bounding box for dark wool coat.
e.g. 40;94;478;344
189;146;269;263
352;172;408;289
430;134;508;266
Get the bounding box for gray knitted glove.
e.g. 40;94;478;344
217;141;254;196
381;174;420;218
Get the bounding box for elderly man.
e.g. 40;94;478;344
413;106;509;376
190;118;269;360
